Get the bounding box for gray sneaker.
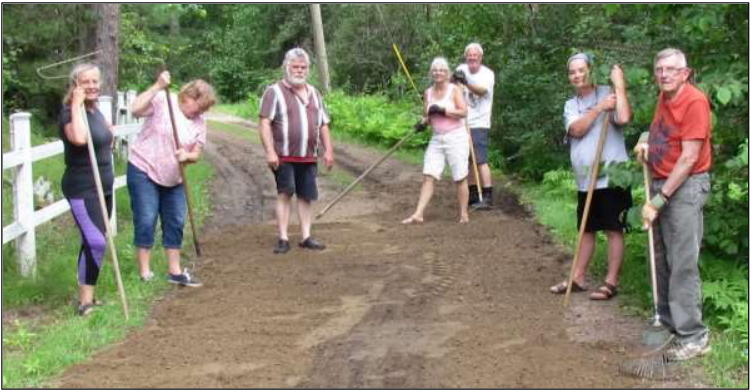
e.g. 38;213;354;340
167;270;203;288
667;334;711;361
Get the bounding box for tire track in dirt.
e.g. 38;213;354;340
52;114;708;388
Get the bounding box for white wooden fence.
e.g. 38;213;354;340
3;92;142;278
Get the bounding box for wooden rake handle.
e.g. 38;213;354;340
162;80;202;257
563;90;612;306
79;105;129;320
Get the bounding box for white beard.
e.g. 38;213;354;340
287;75;307;86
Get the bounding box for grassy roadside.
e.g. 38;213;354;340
517;170;748;388
2;118;214;387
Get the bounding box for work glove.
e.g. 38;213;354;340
451;69;467;85
634;132;649;163
414;121;427;133
428;104;446;116
641;193;667;230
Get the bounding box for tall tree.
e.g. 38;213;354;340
94;3;119;120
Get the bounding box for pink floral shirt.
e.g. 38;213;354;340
129;91;207;187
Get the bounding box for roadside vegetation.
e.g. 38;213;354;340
3;3;747;388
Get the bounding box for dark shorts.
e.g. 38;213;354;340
469;128;489;165
274;162;318;201
577;187;633;232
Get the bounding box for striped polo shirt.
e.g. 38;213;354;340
259;81;330;163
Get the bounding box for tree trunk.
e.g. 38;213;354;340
309;4;330;93
95;4;120;121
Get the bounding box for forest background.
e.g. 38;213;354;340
2;3;749;387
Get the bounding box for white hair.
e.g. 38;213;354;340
282;48;310;68
430;57;450;73
69;63;100;86
464;42;484;56
654;48;687;68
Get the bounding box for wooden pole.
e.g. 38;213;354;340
563;91;612;306
643;161;662;327
79;105;129;320
310;4;330;93
316;131;414;219
162;85;202;257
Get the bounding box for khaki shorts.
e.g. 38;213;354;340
423;128;469;182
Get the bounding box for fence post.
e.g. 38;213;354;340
10;112;37;279
97;96;117;235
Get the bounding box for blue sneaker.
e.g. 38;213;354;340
167;270;203;287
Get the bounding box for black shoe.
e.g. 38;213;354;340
482;187;494;207
167;270;203;287
468;185;479;207
470;199;491;211
273;239;290;254
76;303;96;317
299;237;326;250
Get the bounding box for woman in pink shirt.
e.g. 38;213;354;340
128;71;216;287
402;57;470;224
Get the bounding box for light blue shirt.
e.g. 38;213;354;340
563;85;629;191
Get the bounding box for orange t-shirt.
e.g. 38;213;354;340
648;84;712;179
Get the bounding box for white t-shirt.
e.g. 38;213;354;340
456;64;495;128
563;85;629;191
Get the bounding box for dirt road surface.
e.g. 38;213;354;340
54;115;707;388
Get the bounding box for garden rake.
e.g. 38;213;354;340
79;103;129;320
160;66;203;280
316;43;422;219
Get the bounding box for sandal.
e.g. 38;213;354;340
589;282;618;300
549;280;587;294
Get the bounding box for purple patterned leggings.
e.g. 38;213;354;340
68;195;112;285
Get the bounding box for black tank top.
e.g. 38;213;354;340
59;105;114;198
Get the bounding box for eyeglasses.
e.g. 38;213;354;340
654;66;686;76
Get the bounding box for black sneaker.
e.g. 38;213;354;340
273;239;291;254
299;237;326;250
76;303;96;316
167;270;203;287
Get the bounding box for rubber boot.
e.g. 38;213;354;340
470;185;489;210
468;184;479;207
482;187;494;207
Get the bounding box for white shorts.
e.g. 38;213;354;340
422;128;470;182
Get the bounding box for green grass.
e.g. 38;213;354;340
2;152;214;388
214;100;258;120
206;120;259;143
518;169;748;389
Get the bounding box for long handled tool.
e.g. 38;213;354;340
563;89;612;306
162;78;202;257
460;86;483;203
314;44;423;219
316;132;414;219
642;161;662;327
79;104;129;320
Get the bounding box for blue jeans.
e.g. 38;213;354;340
127;163;186;249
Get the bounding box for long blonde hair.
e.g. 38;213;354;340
62;63;100;109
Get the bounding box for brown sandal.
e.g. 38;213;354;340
550;280;587;294
589;282;618;300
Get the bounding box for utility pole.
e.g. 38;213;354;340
309;4;330;93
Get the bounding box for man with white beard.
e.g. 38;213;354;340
259;48;335;254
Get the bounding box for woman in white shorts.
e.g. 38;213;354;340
402;57;470;224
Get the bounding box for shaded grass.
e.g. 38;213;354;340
2;158;214;388
518;170;748;389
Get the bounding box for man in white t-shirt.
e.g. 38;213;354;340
454;43;495;209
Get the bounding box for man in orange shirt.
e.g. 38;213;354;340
634;48;712;361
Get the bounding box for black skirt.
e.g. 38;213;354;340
576;187;633;232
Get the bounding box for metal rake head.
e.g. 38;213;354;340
619;352;673;380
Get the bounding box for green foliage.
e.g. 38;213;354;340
324;90;428;149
